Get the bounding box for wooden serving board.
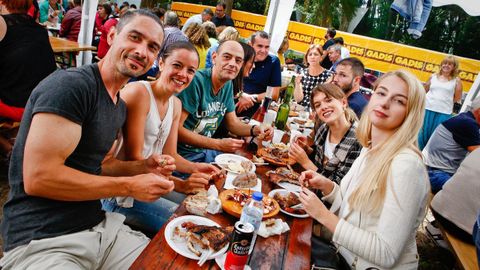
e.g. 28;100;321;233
219;189;280;219
257;148;296;167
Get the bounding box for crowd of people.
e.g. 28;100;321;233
0;0;479;269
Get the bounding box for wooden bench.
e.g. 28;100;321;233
438;224;479;270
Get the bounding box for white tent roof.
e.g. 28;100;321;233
432;0;480;16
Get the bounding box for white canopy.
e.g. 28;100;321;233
432;0;480;16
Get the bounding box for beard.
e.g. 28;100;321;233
339;79;354;94
117;54;148;78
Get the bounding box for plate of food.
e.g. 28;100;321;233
166;215;231;261
257;143;295;167
266;167;302;192
214;154;255;174
219;189;279;219
268;189;308;218
223;172;261;192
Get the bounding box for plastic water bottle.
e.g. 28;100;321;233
239;191;264;254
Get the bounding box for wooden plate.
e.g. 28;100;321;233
219;189;280;219
257;148;296;167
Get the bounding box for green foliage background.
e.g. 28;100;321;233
143;0;480;60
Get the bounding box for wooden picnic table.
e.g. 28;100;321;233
130;147;313;270
49;37;96;68
49;36;96;53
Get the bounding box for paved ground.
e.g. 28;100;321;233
0;164;458;268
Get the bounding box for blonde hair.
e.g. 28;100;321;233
218;26;240;42
310;83;358;125
349;70;426;214
436;55;459;80
184;23;211;49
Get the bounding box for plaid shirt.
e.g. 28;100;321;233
311;122;362;184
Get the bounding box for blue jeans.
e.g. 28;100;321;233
101;196;179;234
428;167;453;194
173;149;223;179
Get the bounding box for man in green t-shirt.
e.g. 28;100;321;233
177;40;273;163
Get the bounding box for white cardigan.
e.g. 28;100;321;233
323;148;429;269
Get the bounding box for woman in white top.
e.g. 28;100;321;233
299;70;430;269
102;41;220;233
418;55;462;149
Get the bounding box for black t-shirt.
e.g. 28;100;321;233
212;15;234;27
1;64;126;252
321;39;335;70
0;14;56;107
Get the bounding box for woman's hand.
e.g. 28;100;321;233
299;187;328;221
182;172;211;194
299;187;339;231
194;163;219;174
289;141;310;167
298;170;332;193
145;154;176;177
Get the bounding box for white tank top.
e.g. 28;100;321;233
141;81;174;157
425;75;457;114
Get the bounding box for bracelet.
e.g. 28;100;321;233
250;125;257;137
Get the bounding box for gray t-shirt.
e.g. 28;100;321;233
1;64;126;252
423;111;480;174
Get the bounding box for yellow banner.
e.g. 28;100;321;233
172;2;479;91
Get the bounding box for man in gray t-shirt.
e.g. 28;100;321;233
1;10;173;269
423;97;480;193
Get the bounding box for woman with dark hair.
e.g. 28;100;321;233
0;0;56;160
102;42;220;233
289;83;361;184
92;3;112;47
39;0;64;24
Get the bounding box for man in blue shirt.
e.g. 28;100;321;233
237;31;282;118
423;97;480;193
332;57;368;118
212;1;234;27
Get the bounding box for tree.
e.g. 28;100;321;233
296;0;361;30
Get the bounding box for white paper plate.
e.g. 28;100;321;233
277;181;302;193
164;215;229;260
268;189;309;218
223;172;261;192
214;253;252;270
215;154;256;174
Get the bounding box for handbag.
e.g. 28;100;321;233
311;235;349;270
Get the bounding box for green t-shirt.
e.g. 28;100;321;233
177;68;235;156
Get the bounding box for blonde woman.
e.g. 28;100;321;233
299;70;429;269
277;36;289;68
293;44;334;107
184;23;211;69
289;83;361;184
419;55;462;149
205;26;240;68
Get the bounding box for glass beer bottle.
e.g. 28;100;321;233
274;76;295;130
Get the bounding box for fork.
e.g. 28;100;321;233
197;248;213;266
290;203;304;209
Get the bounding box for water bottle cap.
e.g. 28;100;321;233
252;192;263;201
